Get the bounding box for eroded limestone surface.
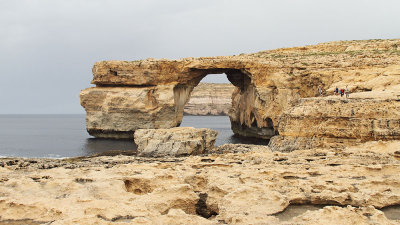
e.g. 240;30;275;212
81;39;400;140
80;86;183;138
80;39;400;140
270;93;400;152
1;141;400;224
134;127;218;157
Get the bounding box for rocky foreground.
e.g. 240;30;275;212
1;141;400;224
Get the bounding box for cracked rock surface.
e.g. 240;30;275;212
134;127;218;157
1;141;400;224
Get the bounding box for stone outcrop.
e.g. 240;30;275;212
80;39;400;141
80;86;181;138
1;140;400;224
134;127;218;157
184;83;234;116
269;93;400;151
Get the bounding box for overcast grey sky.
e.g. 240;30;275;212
0;0;399;114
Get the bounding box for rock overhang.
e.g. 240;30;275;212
90;57;263;87
81;39;400;145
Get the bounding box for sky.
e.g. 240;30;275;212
0;0;399;114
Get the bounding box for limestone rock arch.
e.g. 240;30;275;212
80;57;293;139
80;39;400;151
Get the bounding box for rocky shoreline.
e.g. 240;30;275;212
2;39;400;224
81;39;400;144
1;142;400;224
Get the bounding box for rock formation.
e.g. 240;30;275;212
269;92;400;152
2;39;400;224
80;39;400;142
80;86;180;138
183;83;234;116
1;140;400;224
134;127;218;157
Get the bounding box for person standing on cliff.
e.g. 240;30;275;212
335;87;339;95
318;85;323;96
340;88;344;97
346;85;350;98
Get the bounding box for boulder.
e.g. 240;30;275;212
134;127;218;157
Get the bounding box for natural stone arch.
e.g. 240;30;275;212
173;68;250;125
81;57;308;139
80;39;400;153
173;67;278;139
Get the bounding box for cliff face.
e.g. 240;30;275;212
80;39;400;140
183;83;234;116
269;93;400;151
80;86;181;138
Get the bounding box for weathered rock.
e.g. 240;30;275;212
288;206;395;225
1;140;400;223
269;94;400;151
134;127;218;157
184;83;234;116
81;39;400;140
80;85;189;138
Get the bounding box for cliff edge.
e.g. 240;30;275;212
80;39;400;147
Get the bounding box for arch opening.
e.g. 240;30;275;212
183;73;233;117
178;70;270;146
187;68;251;91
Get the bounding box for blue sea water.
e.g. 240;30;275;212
0;115;266;158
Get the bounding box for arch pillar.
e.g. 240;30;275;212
80;58;287;140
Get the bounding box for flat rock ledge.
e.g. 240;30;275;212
134;127;218;157
1;141;400;224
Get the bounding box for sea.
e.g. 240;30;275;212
0;115;268;158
